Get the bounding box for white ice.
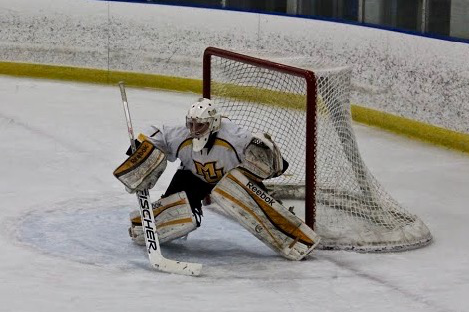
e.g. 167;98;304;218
1;76;468;312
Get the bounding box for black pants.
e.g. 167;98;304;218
162;170;215;225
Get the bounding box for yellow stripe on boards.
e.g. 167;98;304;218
212;82;306;111
0;61;202;93
351;105;469;154
1;61;469;155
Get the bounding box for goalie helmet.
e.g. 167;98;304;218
186;98;221;152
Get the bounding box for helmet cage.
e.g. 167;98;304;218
186;116;213;139
186;98;221;151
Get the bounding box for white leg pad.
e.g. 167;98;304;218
211;169;320;260
129;191;197;245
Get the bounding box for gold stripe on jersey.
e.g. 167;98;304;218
213;138;241;162
175;137;241;163
176;138;192;158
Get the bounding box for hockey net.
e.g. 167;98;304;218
203;47;432;252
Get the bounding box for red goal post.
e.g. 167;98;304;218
203;46;317;229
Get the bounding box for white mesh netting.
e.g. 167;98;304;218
206;48;432;252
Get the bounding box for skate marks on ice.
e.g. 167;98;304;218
13;194;456;310
16;192;321;279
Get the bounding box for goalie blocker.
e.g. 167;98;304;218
211;168;320;260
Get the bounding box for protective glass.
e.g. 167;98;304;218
186;117;211;138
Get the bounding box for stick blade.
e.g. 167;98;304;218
154;259;203;276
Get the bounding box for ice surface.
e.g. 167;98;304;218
0;76;468;312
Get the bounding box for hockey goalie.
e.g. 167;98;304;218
113;98;320;260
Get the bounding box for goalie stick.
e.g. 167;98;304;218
118;81;202;276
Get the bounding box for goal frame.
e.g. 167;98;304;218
203;46;318;229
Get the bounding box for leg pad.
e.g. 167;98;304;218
129;191;197;245
211;169;320;260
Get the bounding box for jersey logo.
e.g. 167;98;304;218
194;161;224;183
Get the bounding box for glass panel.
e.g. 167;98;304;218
138;0;467;41
427;0;451;36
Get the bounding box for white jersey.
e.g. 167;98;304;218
143;119;252;184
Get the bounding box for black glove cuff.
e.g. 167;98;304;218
125;139;142;156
